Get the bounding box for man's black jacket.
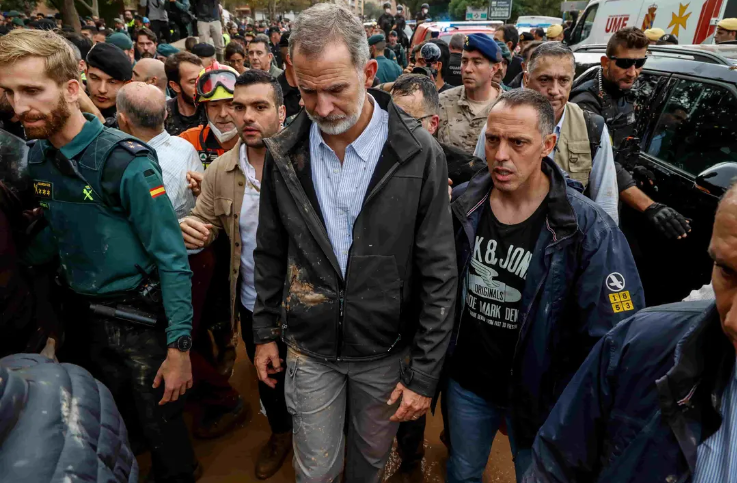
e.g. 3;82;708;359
254;89;458;397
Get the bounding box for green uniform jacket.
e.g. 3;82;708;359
375;55;403;84
26;115;192;344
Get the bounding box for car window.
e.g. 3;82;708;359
570;4;598;45
646;79;737;176
632;72;665;115
438;32;494;43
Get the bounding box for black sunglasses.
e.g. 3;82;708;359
609;56;647;69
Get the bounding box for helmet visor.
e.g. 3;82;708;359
196;70;238;100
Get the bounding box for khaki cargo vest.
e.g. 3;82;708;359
555;103;592;187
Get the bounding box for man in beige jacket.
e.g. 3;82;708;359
179;69;290;480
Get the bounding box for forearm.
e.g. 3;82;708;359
620;185;654;212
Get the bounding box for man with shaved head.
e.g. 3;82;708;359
132;58;168;96
117;82;203;218
526;185;737;482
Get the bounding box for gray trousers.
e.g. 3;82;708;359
197;20;224;58
285;347;408;483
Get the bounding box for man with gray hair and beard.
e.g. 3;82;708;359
116;82;203;218
251;3;458;482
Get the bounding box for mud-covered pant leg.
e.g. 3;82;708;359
285;348;347;483
89;318;196;483
344;349;406;483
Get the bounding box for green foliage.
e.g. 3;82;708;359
363;1;382;21
512;0;563;19
448;0;486;21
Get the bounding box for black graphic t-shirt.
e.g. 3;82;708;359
452;197;548;406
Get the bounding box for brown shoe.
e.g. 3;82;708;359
194;397;251;439
255;431;293;479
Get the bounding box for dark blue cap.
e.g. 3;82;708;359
464;33;501;63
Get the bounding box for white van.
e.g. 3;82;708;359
568;0;737;48
516;15;564;34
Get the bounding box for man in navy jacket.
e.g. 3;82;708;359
448;89;644;482
525;186;737;483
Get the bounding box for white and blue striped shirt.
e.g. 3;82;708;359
309;96;389;276
693;357;737;482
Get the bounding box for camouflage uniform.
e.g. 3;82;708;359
437;84;501;155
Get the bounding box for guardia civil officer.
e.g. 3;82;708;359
85;42;132;127
0;30;199;483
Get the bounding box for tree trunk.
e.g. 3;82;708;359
77;0;100;18
63;0;82;32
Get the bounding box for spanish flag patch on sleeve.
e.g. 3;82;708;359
150;185;166;198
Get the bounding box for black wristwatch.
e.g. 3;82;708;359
168;335;193;352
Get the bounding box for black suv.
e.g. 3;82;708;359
574;45;737;305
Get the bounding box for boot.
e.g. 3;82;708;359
193;397;251;439
255;431;293;479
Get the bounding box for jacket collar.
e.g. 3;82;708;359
456;83;502;108
37;113;103;160
222;139;243;172
659;303;734;410
452;156;579;243
655;302;734;472
265;88;422;164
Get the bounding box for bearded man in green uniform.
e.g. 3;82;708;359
0;29;200;483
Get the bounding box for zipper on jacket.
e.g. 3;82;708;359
509;215;574;377
388;334;402;352
335;162;402;360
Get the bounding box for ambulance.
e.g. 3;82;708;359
567;0;737;48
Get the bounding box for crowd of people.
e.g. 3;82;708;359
1;3;737;483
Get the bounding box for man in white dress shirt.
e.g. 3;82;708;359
116;82;204;218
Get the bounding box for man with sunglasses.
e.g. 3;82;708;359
571;27;691;241
180;63;240;168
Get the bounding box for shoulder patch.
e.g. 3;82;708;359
117;140;151;156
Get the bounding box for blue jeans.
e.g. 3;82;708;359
446;378;532;482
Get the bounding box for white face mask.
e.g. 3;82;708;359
385;8;391;12
208;120;238;143
422;8;428;13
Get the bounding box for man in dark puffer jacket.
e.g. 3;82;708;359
0;354;138;483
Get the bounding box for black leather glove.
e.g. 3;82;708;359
632;165;657;190
644;203;691;239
